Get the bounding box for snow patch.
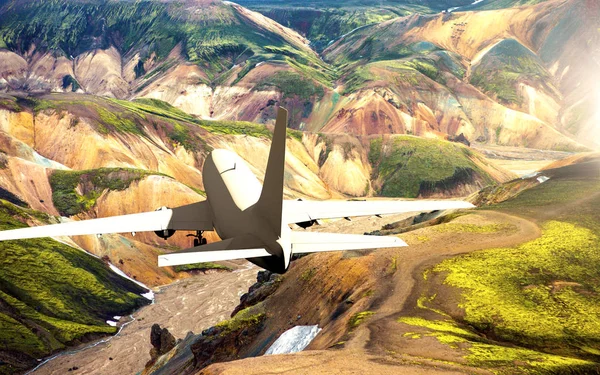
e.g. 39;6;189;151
521;171;540;179
108;264;155;302
265;325;321;355
537;176;550;184
31;150;69;170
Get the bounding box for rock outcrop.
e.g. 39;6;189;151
147;324;177;367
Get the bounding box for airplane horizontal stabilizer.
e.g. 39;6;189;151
0;201;213;241
290;231;407;254
158;234;270;267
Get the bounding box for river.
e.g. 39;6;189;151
29;265;257;375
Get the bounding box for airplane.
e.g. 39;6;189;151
0;108;474;273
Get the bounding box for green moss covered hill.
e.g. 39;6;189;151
368;135;498;198
470;39;556;107
400;157;600;374
15;93;271;151
0;200;150;375
0;0;330;83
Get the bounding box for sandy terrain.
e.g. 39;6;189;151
487;159;553;177
31;266;258;375
472;143;573;176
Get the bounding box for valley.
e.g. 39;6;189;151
31;266;257;375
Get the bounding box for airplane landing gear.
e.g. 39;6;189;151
187;230;207;247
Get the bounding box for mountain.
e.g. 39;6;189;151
322;0;599;149
0;0;596;150
233;0;460;52
141;153;600;375
0;0;597;373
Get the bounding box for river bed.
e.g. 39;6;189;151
30;266;257;375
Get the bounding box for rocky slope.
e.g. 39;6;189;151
0;0;596;150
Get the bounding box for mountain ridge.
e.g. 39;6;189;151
0;0;596;150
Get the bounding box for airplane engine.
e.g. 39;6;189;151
154;206;175;239
296;219;318;229
155;229;175;240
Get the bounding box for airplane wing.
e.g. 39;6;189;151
158;231;407;267
0;201;214;241
283;199;475;225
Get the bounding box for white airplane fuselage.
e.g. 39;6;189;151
203;149;291;272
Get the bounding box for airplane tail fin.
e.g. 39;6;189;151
255;107;288;235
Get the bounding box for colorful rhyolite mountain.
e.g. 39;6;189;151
0;0;598;150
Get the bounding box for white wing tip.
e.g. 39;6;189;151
381;236;408;248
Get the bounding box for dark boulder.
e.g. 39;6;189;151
146;324;177;367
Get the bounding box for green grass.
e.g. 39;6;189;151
300;267;317;282
490;180;600;216
402;58;446;85
213;303;266;337
349;311;375;329
110;97;273;139
433;221;600;351
31;97;146;135
174;262;231;273
256;71;325;101
20;95;277;153
342;65;376;94
399;317;599;373
433;223;515;234
471;39;552;106
341;47;459;94
0;97;22;112
368;135;495;197
0;200;149;364
0;312;47;356
118;98;195;123
50;168;167;216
